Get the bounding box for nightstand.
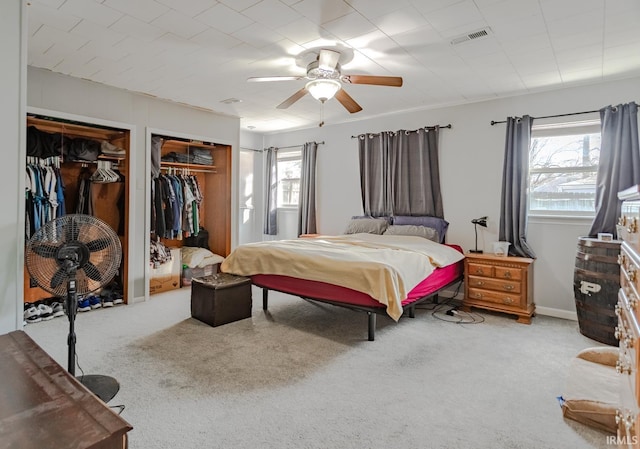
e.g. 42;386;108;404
461;253;535;324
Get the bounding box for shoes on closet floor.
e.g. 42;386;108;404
88;295;102;309
24;304;41;324
102;294;114;307
77;297;91;312
50;301;65;318
37;303;54;321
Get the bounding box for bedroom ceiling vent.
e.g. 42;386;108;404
450;27;492;46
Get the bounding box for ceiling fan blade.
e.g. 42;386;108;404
86;238;112;252
50;267;67;289
318;49;340;71
82;261;102;282
247;76;304;82
31;244;60;258
342;75;403;87
335;89;363;114
276;88;309;109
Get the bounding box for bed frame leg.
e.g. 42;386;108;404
262;288;268;310
409;305;415;318
367;312;376;341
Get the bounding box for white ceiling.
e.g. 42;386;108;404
27;0;640;133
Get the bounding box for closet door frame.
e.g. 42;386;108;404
26;106;137;306
144;127;235;302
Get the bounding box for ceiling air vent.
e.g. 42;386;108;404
450;27;491;45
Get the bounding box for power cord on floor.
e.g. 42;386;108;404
110;404;126;415
413;279;486;324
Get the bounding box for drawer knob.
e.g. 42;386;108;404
629;293;639;310
618;216;628;226
616;410;637;430
504;271;512;278
618;253;626;265
475;269;484;275
615;304;621;317
473;292;483;299
503;297;514;304
616;359;632;375
614;326;623;340
475;281;485;286
627;217;638;234
627;267;637;282
503;285;514;291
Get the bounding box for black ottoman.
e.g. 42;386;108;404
191;273;252;327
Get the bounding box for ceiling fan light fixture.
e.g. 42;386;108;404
306;79;341;102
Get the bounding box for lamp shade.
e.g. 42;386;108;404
306;79;341;102
471;216;488;227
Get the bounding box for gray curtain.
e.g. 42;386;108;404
358;133;392;216
499;115;536;258
589;102;640;236
298;142;318;236
390;128;443;217
263;147;278;235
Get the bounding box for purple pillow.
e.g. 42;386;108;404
391;216;449;243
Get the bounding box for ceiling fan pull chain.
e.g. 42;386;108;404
319;102;325;127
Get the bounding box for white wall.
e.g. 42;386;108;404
261;76;640;317
0;0;25;334
27;67;240;302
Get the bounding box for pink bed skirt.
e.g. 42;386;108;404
251;244;463;310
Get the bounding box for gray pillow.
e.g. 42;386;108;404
383;224;439;242
344;218;389;235
392;216;449;243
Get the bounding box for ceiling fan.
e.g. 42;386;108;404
248;47;403;114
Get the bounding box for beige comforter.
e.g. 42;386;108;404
221;233;464;321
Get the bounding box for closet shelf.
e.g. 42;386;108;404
27;116;126;141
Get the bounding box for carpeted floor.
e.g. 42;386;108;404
25;287;612;449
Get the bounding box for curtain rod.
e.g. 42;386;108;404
276;141;325;150
350;124;452;138
490;109;601;125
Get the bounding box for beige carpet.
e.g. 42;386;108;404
25;287;612;449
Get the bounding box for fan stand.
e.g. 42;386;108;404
64;260;120;403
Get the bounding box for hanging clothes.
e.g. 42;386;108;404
25;157;65;239
150;172;203;239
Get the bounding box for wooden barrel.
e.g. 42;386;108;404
573;237;621;346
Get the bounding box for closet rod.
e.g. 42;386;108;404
240;146;262;152
490;107;613;125
350;124;452;138
160;166;216;174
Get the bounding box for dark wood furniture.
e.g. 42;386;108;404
0;330;132;449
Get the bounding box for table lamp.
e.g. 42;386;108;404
470;216;488;253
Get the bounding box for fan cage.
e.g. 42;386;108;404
26;215;122;297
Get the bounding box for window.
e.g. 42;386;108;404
529;119;601;216
277;149;301;207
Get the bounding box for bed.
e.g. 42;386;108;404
221;221;465;340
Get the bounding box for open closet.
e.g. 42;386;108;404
25;113;131;305
149;133;231;294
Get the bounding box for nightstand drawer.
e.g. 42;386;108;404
467;275;521;293
495;266;522;281
468;262;494;277
467;287;522;307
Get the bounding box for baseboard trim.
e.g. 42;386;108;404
536;306;577;321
